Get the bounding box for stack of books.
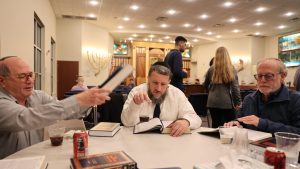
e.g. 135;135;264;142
88;122;121;137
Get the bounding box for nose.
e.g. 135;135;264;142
155;84;162;92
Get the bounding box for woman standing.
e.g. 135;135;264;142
203;47;241;128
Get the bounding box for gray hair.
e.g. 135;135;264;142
0;56;16;77
148;65;172;79
257;58;287;76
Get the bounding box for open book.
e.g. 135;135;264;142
0;155;47;169
198;127;272;142
133;118;191;134
89;122;121;137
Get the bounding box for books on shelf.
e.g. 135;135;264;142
198;127;272;142
133;118;191;134
0;155;47;169
88;122;121;137
70;151;137;169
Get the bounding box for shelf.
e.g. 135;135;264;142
280;48;300;53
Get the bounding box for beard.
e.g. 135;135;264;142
179;48;185;52
148;89;167;104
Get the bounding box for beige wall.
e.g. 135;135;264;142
0;0;56;94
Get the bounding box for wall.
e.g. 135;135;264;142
0;0;56;94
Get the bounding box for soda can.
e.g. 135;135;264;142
73;131;88;158
264;147;286;169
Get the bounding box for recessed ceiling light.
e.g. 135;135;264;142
132;34;138;37
88;14;96;18
223;1;233;7
255;32;261;35
138;24;145;29
254;22;263;26
200;14;208;19
123;17;130;21
183;23;191;27
130;5;139;10
128;37;133;40
196;27;202;32
278;25;286;29
256;7;266;12
285;12;294;17
89;0;98;6
167;9;176;15
206;32;213;35
216;35;222;38
193;39;199;42
164;36;170;39
160;24;168;28
117;26;123;29
149;34;155;38
229;17;237;23
159;39;163;42
144;38;148;41
233;29;240;33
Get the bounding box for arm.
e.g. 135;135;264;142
231;71;242;107
203;68;212;91
172;52;187;78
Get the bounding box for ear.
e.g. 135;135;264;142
0;76;5;87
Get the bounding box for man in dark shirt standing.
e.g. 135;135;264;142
164;36;187;92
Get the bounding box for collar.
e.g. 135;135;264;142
0;87;30;106
251;84;290;103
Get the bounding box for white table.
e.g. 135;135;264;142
6;127;229;169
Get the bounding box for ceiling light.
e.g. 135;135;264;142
196;28;202;32
216;35;222;38
160;24;168;28
138;24;145;29
285;12;294;17
88;14;96;18
256;7;266;12
200;14;208;19
206;32;213;35
183;23;191;27
117;26;123;29
132;34;138;37
130;5;139;10
149;34;155;38
193;39;199;42
159;39;163;42
278;25;286;29
123;17;130;21
229;17;237;23
167;9;176;15
223;1;233;7
128;37;133;40
255;32;261;35
89;0;98;6
164;36;170;39
254;22;263;26
144;38;148;41
233;29;240;33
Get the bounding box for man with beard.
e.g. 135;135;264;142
224;58;300;134
121;62;201;137
164;36;188;92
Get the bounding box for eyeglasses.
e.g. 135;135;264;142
253;73;281;81
16;72;36;81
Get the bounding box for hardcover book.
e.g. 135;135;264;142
89;122;121;137
133;118;191;134
70;151;137;169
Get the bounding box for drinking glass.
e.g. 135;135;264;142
219;126;234;144
48;125;65;146
275;132;300;168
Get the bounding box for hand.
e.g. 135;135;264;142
76;87;111;106
133;92;151;105
168;119;190;137
238;115;260;127
223;120;240;128
234;104;241;112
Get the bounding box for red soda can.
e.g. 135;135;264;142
73;131;88;158
264;147;286;169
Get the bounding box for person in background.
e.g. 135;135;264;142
121;62;201;137
224;58;300;134
71;76;88;91
293;66;300;91
127;77;136;89
203;47;241;128
0;56;111;159
164;36;188;92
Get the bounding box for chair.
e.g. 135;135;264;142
188;93;210;127
44;119;86;140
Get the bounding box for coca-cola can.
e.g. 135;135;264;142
264;147;286;169
73;131;88;158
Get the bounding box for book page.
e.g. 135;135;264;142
90;122;120;132
133;118;162;133
0;156;46;169
247;129;272;142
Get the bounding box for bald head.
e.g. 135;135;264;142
0;56;30;77
257;58;287;77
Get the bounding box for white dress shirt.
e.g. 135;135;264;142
121;83;202;129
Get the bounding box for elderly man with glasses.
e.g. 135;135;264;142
225;58;300;134
0;56;111;159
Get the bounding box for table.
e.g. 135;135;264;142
6;127;229;169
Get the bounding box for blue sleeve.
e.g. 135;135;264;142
172;52;187;78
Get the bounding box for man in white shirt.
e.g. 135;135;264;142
121;62;201;137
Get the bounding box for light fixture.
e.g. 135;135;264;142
167;9;176;15
183;23;191;27
229;17;237;23
89;0;98;6
88;14;96;18
196;27;202;32
206;32;213;35
138;24;145;29
160;24;168;28
233;29;240;33
278;25;286;29
216;35;222;38
285;12;294;17
254;22;263;26
117;26;124;29
130;5;139;10
132;34;138;37
255;32;261;35
256;7;266;12
164;36;170;39
123;17;130;21
193;39;198;42
223;1;233;7
200;14;208;19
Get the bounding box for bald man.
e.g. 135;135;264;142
0;56;111;158
225;58;300;134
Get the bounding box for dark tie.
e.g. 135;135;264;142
153;103;161;118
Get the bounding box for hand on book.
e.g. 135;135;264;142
133;92;151;105
238;115;259;127
168;119;190;137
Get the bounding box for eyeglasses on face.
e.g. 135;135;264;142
15;72;36;81
253;73;281;81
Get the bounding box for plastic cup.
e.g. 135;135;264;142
48;126;65;146
219;126;234;144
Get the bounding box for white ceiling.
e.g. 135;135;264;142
50;0;300;45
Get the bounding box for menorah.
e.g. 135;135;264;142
87;51;112;76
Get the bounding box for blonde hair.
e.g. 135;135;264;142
212;47;235;84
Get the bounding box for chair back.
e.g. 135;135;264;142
188;93;208;117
